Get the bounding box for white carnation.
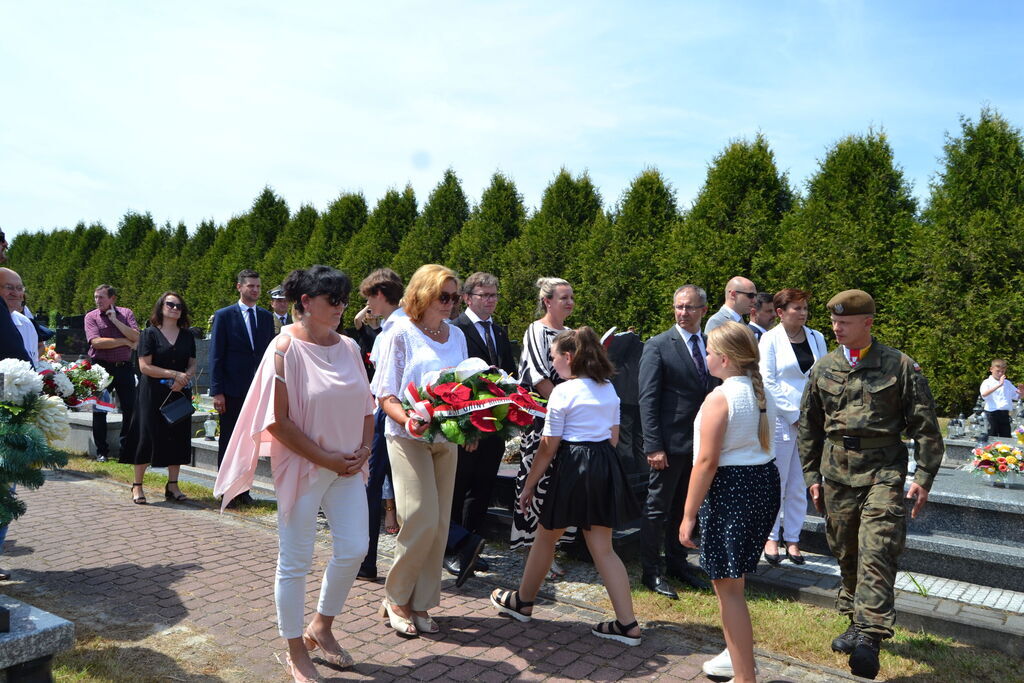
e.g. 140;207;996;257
52;371;74;398
0;358;44;406
35;395;70;443
92;365;113;392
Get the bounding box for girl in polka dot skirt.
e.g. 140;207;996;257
680;321;781;683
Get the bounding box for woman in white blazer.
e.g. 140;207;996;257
758;289;827;565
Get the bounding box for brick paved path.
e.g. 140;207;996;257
5;473;848;682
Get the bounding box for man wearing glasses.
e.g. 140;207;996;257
85;284;140;462
0;231;30;364
704;276;758;335
443;272;516;586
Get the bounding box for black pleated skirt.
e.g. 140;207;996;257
537;440;641;531
698;461;781;580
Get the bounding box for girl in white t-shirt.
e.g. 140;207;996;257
491;327;642;646
680;321;781;683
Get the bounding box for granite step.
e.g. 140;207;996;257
746;550;1024;659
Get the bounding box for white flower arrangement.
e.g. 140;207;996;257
0;358;44;406
36;395;70;443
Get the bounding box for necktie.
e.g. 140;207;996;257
480;320;499;367
246;307;257;349
280;315;287;325
690;334;708;386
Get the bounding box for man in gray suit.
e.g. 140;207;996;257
638;285;717;598
704;276;758;335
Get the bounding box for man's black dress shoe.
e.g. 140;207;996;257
641;575;679;600
448;534;485;588
356;566;378;582
666;564;711;591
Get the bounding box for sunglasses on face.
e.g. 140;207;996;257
437;292;460;305
164;301;183;310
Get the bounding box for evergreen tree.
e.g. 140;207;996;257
501;169;602;336
910;108;1024;413
391;169;470;280
338;186;418;286
665;135;794;306
260;203;320;289
774;131;917;345
305;192;368;268
446;172;525;279
577;169;679;335
219;187;290;287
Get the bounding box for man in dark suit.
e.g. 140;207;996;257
269;286;292;333
443;272;516;586
748;291;776;341
210;269;275;506
638;284;717;598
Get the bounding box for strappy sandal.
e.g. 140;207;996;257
383;501;400;535
490;588;533;622
132;483;147;505
302;627;354;669
164;480;188;502
378;599;418;637
592;619;641;647
547;559;566;580
413;613;439;634
274;651;323;682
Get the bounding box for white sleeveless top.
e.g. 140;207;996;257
693;375;775;467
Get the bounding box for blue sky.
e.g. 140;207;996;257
2;1;1022;237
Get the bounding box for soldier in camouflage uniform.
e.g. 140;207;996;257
798;290;943;681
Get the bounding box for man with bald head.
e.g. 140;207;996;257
704;276;758;335
0;267;39;367
0;233;28;363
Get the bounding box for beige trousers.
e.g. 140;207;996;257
384;436;457;611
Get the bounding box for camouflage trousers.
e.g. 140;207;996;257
823;478;907;639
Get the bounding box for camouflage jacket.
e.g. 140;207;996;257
798;338;944;490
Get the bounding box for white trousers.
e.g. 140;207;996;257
275;468;368;639
769;418;807;544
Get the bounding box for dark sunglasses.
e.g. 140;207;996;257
163;301;183;310
325;294;348;307
437;292;460;305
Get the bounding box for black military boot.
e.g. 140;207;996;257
830;621;859;654
848;631;882;680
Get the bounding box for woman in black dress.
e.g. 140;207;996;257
122;292;196;504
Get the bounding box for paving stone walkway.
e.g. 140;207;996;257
4;472;854;682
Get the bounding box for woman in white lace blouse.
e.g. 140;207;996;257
370;264;470;638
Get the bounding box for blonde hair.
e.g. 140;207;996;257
404;264;459;321
535;277;571;317
707;321;771;451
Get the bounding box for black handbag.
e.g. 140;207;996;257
159;389;195;426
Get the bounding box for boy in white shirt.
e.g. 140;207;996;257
980;359;1022;437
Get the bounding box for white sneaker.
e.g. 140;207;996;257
702;649;734;677
702;649;759;678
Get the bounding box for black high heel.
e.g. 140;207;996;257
165;480;187;502
132;483;147;505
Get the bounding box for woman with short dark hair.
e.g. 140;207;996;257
121;291;196;505
216;265;375;681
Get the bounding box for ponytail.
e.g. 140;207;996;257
747;363;771;451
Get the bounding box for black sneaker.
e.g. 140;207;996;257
848;632;881;680
831;622;859;654
95;454;107;463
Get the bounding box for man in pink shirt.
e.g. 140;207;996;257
84;284;140;461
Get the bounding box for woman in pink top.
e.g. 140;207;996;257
215;265;375;683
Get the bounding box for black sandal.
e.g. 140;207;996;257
165;480;188;502
490;589;533;622
132;483;147;505
592;619;641;647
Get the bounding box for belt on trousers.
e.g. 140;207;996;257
97;360;131;368
827;434;903;451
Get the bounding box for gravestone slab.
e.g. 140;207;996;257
0;594;74;675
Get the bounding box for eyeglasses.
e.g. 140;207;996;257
470;292;499;301
326;295;348;307
164;301;183;310
437;292;460;305
733;290;757;298
2;284;25;293
674;304;706;313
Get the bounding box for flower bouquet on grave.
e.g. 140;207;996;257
56;359;114;411
42;344;61;364
961;441;1023;486
0;358;70;526
401;357;547;446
